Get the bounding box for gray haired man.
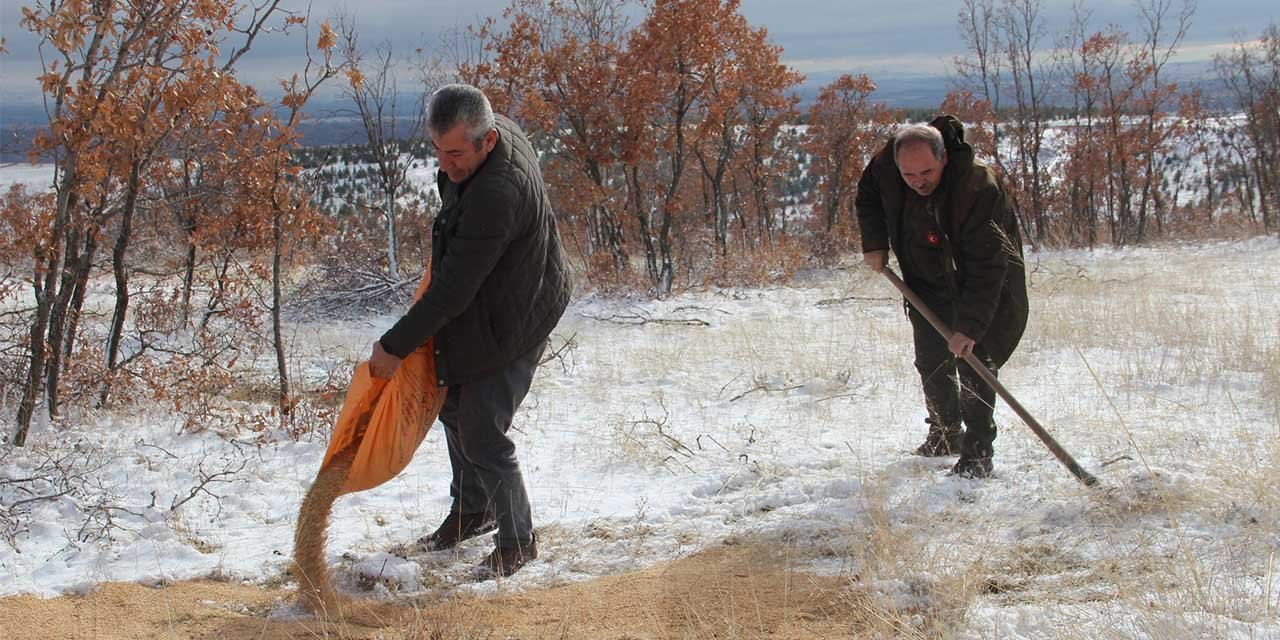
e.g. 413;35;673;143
368;84;572;577
855;116;1027;478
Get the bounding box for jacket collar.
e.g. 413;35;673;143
928;114;975;190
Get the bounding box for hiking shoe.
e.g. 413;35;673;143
416;509;496;552
914;420;964;457
473;535;538;580
950;455;993;479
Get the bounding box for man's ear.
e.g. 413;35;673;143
940;149;948;168
482;128;498;153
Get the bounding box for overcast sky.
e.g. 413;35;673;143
1;0;1276;110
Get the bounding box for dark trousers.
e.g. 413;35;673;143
438;342;544;547
909;306;997;458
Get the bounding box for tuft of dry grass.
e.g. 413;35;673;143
391;543;860;640
828;478;989;639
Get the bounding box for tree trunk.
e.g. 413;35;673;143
96;27;183;410
658;205;675;294
16;164;79;444
180;241;197;326
99;162;142;407
200;250;235;333
385;189;398;280
44;225;84;418
58;229;97;392
14;268;55;447
47;226;99;415
627;165;661;291
587;163;628;273
697;146;732;258
273;208;292;423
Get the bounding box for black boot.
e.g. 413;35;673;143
950;431;994;478
914;419;963;457
474;534;538;580
950;455;993;478
416;509;496;552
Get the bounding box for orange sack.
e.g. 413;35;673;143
317;272;446;495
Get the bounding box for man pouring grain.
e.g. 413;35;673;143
367;84;571;577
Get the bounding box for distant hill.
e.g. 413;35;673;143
798;59;1228;111
0;60;1233;160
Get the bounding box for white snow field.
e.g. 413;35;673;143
1;236;1277;639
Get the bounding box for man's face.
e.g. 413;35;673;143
432;123;497;184
897;141;947;197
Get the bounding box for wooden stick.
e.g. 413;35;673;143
881;269;1099;487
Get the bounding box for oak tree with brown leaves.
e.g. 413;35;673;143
11;0;337;444
803;74;895;250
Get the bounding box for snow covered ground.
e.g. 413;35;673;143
2;237;1277;638
0;163;53;191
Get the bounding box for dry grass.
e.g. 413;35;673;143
389;543;862;640
981;246;1280;636
533;246;1278;637
4;243;1277;639
0;544;865;639
832;479;986;638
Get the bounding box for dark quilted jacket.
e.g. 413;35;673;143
380;115;572;385
855;115;1027;365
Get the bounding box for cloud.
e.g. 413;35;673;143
2;0;1275;109
1176;38;1262;61
784;53;954;77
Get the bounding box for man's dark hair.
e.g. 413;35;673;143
428;84;496;145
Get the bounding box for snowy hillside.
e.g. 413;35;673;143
2;237;1277;638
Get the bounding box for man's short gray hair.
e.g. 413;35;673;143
893;123;945;162
428;84;496;144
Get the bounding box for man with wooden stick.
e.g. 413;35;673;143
368;84;572;577
855;116;1027;478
